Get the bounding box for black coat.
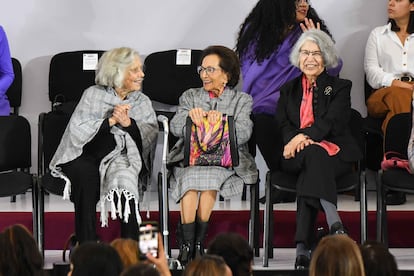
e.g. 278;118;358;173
276;71;362;163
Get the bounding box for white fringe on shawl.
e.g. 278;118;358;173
49;85;158;227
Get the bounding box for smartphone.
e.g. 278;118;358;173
138;221;159;260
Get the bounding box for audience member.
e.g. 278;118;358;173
0;25;14;116
365;0;414;134
142;233;172;276
235;0;341;203
110;233;171;276
207;232;253;276
360;240;399;276
68;242;123;276
168;45;257;266
275;29;362;269
110;238;140;269
309;235;365;276
0;224;45;276
183;254;232;276
49;47;158;244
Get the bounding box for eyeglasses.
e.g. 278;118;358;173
197;66;221;75
299;50;322;58
295;0;309;8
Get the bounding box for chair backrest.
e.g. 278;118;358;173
40;50;105;170
48;50;105;108
0;115;31;171
350;108;365;153
384;112;412;158
142;49;203;106
5;57;23;114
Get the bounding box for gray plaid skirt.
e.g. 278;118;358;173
170;166;244;203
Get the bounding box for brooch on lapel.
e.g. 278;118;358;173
324;86;332;96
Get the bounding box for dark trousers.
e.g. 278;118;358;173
280;145;351;248
62;155;139;243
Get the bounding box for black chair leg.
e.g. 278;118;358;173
241;184;247;201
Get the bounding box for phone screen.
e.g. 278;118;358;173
138;221;159;259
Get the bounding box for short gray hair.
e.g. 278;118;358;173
95;47;140;88
289;29;339;69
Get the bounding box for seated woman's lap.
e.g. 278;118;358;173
61;154;100;204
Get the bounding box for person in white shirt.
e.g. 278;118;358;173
364;0;414;134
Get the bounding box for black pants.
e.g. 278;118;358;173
62;155;139;243
280;145;351;248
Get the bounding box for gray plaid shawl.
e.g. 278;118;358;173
49;85;158;226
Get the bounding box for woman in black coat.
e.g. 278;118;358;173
275;29;362;270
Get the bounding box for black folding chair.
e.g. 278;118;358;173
6;57;23;115
377;112;414;246
5;57;23;203
0;115;38;241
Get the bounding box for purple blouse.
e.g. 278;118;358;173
241;25;342;115
0;26;14;115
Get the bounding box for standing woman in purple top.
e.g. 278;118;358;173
0;26;14;115
235;0;341;203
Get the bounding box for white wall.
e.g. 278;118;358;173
1;0;387;171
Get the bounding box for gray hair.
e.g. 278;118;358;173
95;47;140;88
289;29;339;69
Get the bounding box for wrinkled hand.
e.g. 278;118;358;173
206;110;222;125
283;133;313;159
111;104;131;127
189;108;207;126
300;18;320;32
145;233;172;276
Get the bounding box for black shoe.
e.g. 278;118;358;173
294;255;310;270
329;222;348;235
62;234;78;262
311;226;328;252
194;242;205;259
178;242;192;267
386;191;406;205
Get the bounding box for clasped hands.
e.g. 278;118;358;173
283;133;314;159
189;108;222;126
109;104;131;127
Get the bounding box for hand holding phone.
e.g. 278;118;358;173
138;221;159;260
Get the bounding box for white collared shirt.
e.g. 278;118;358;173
364;23;414;89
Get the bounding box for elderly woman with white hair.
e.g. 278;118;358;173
275;29;362;270
50;47;158;244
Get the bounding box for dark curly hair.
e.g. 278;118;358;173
235;0;333;63
207;233;253;276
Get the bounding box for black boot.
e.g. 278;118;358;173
194;219;208;259
178;222;195;267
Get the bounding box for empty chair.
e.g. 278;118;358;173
5;57;23;203
0;115;37;241
377;112;414;246
5;57;22;115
